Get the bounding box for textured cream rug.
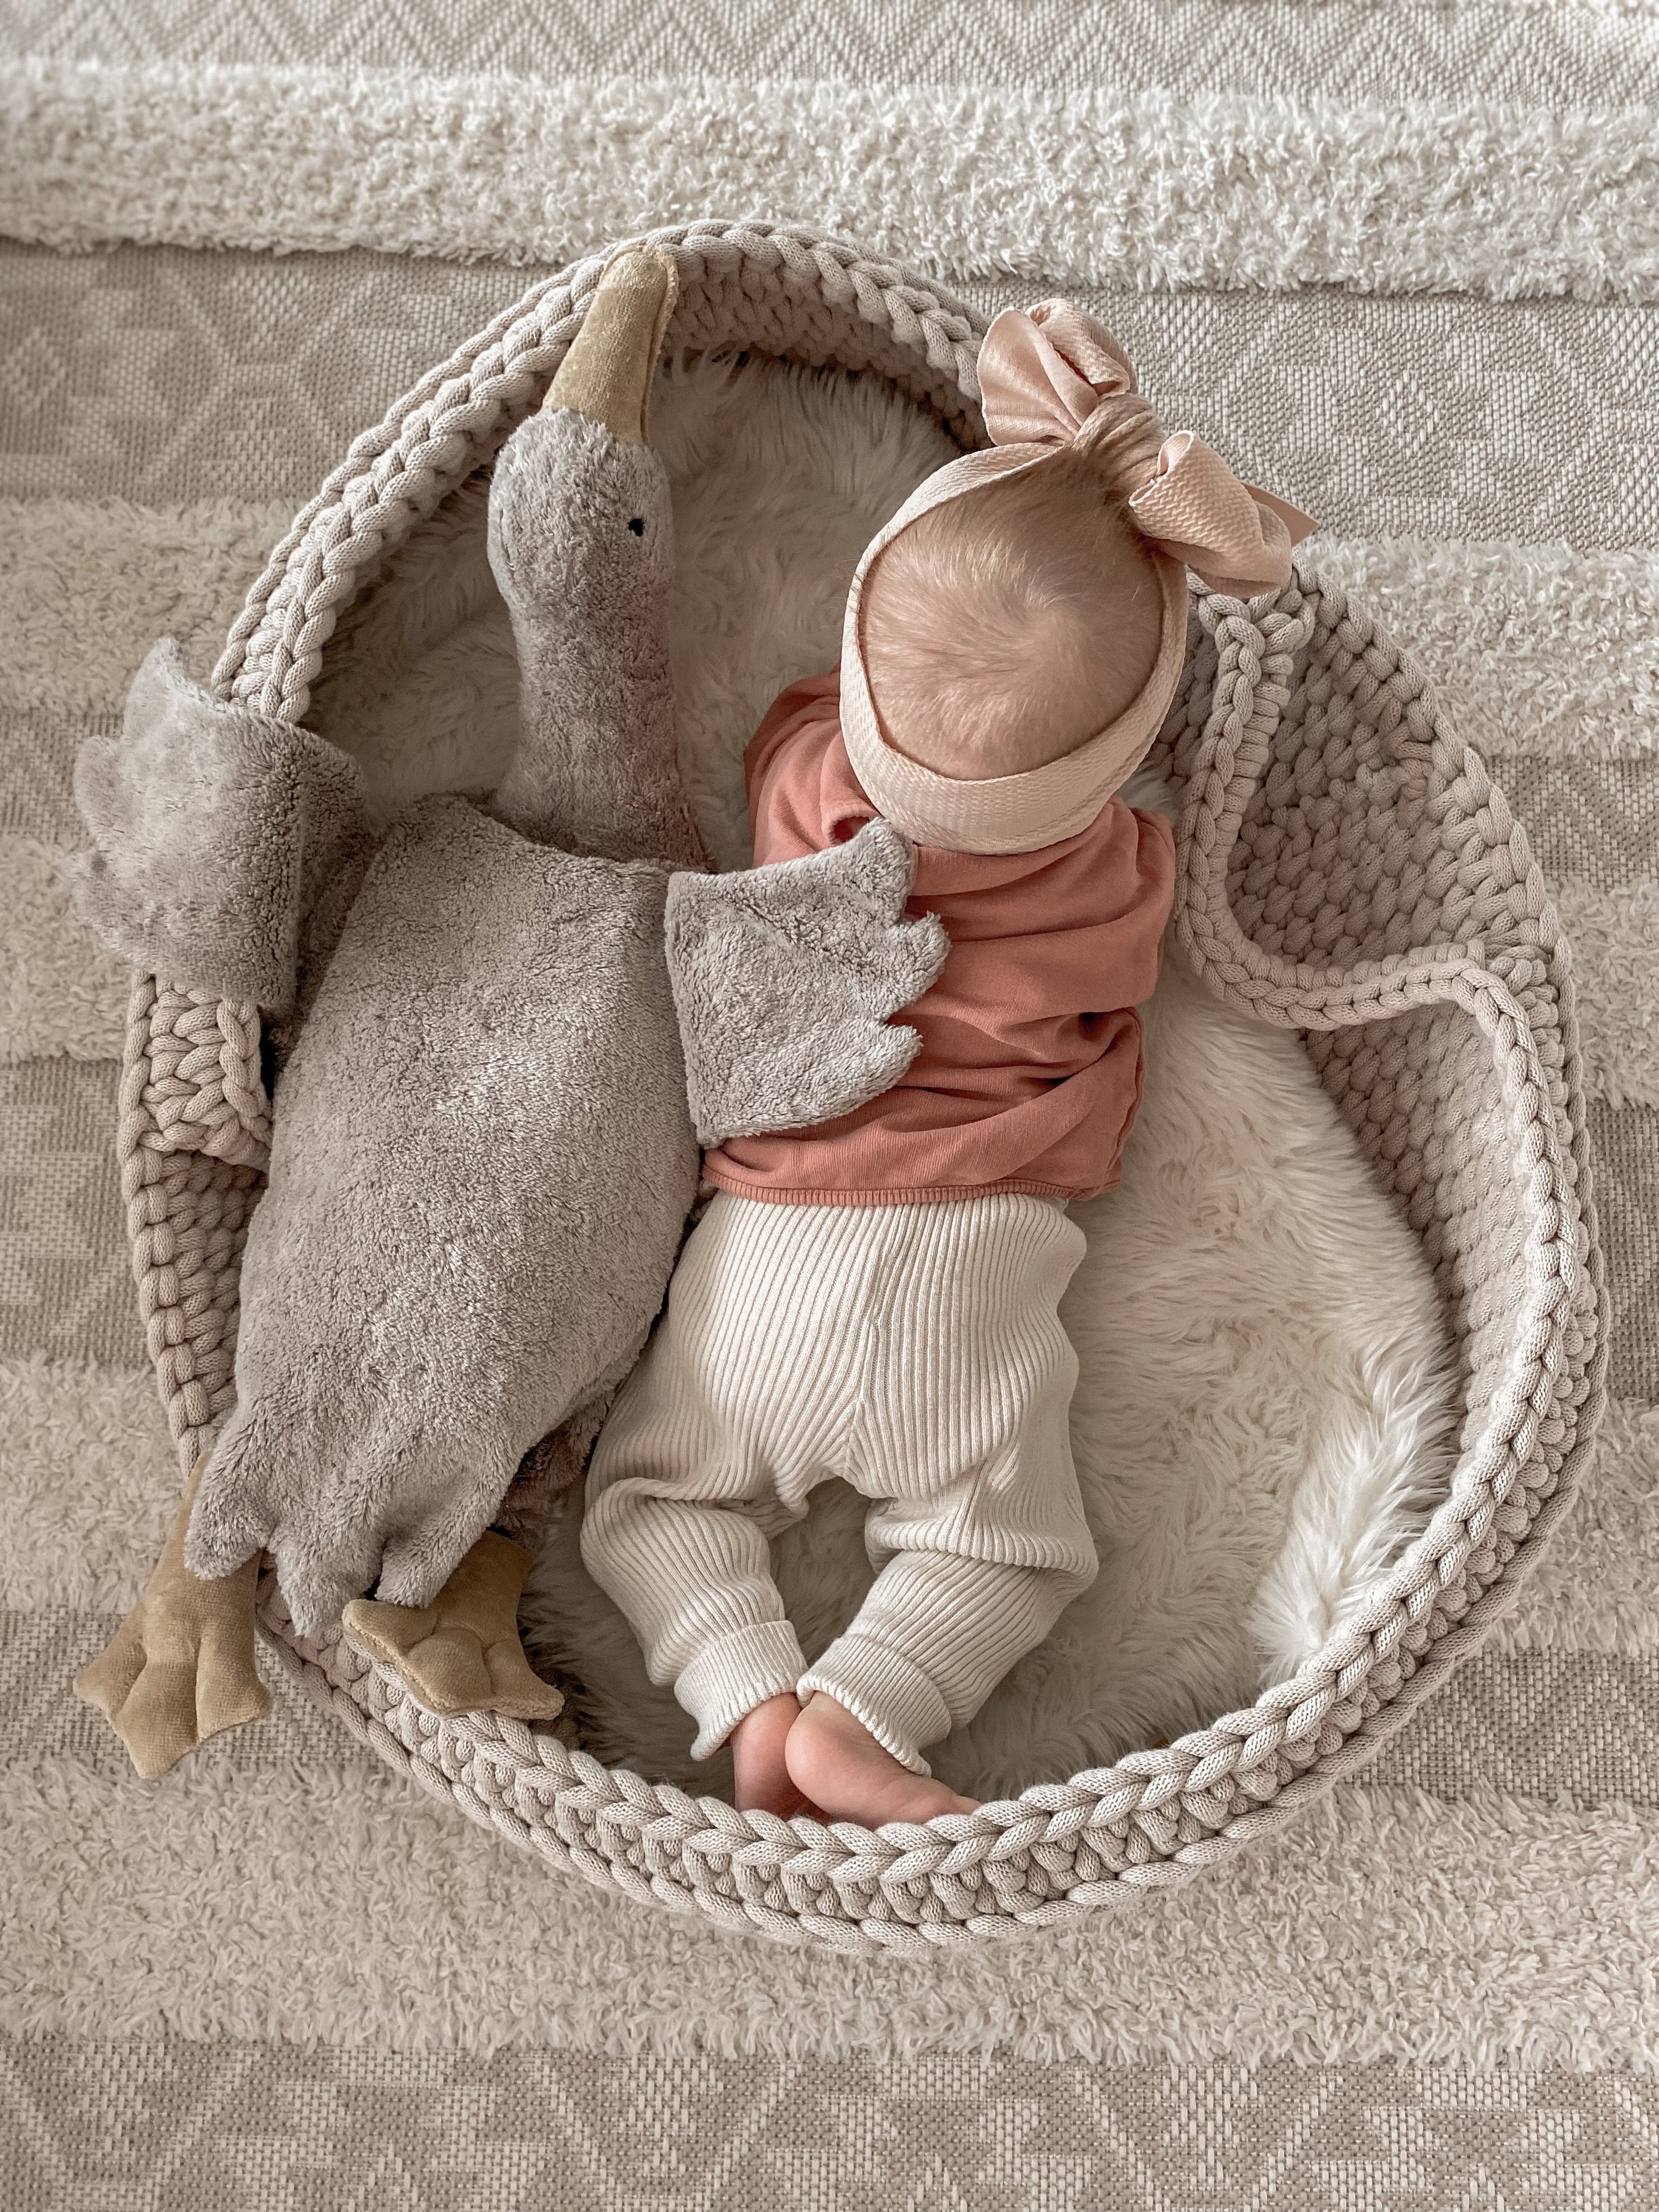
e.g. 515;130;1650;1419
4;6;1659;2208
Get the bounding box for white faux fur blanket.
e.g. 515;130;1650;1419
314;350;1458;1803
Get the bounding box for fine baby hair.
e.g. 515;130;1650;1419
860;464;1165;780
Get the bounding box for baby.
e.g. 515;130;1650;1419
581;303;1312;1826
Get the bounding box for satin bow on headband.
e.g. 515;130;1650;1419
975;302;1316;597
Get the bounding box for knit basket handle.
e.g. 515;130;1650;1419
1171;584;1588;1587
1175;587;1485;1031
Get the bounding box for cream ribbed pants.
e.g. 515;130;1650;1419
581;1190;1097;1773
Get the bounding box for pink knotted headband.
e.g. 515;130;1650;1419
976;301;1316;598
837;301;1317;854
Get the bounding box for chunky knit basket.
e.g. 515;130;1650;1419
117;222;1606;1953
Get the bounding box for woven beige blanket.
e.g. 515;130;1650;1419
3;5;1658;2206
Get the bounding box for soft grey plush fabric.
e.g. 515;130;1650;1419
186;794;700;1635
70;637;372;1014
666;819;947;1145
488;408;705;870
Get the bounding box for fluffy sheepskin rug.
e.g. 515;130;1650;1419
315;348;1460;1803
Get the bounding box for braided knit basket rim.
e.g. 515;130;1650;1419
117;220;1608;1954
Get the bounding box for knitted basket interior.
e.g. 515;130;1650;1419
116;223;1605;1953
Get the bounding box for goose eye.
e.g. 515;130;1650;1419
628;517;645;536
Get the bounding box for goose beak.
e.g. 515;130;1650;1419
543;245;679;444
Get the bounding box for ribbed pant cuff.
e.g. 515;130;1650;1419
798;1634;951;1776
677;1621;808;1760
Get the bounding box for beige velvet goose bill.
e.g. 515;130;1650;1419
536;241;678;442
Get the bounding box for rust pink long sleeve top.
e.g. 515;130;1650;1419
701;672;1177;1207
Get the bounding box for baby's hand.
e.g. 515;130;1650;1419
665;820;948;1145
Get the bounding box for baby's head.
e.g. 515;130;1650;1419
839;300;1313;848
860;451;1166;781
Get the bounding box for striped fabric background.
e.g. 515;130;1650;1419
2;5;1657;2205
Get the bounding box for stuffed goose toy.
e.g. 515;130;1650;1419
70;247;945;1775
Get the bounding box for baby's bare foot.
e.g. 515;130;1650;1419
731;1691;811;1816
785;1692;978;1826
